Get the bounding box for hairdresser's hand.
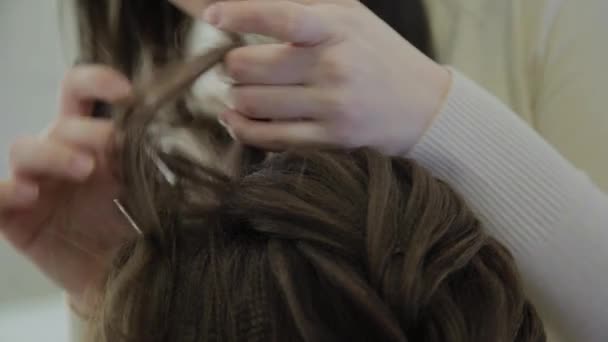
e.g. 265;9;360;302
174;0;451;155
0;65;133;315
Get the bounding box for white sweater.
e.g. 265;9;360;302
416;0;608;341
410;70;608;342
70;0;608;340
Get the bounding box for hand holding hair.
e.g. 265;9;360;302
0;39;252;318
173;0;451;155
0;65;135;316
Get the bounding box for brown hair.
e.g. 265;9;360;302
83;42;547;341
72;0;435;118
72;0;434;80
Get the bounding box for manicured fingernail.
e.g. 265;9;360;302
218;116;229;129
70;156;95;179
14;183;39;205
226;125;238;141
224;88;236;110
218;115;237;140
204;4;221;26
219;72;236;85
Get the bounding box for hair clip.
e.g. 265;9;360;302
113;199;143;235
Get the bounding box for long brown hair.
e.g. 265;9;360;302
82;41;547;341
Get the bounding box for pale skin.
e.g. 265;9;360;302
0;66;134;313
0;0;449;314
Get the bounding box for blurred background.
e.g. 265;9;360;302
0;1;71;340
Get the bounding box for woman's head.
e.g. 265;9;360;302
97;145;547;341
84;48;547;341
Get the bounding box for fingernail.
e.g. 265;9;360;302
219;72;236;85
227;126;238;141
218;115;237;140
218;116;229;129
14;183;39;205
70;156;95;179
224;87;236;110
204;4;221;26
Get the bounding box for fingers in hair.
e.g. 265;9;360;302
219;110;329;150
224;43;317;85
60;65;132;117
230;85;327;121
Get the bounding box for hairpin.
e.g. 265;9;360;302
113;199;143;235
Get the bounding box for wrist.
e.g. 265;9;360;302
421;64;452;137
392;61;452;156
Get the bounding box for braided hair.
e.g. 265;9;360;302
86;41;546;342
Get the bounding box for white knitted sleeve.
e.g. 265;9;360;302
409;69;608;342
